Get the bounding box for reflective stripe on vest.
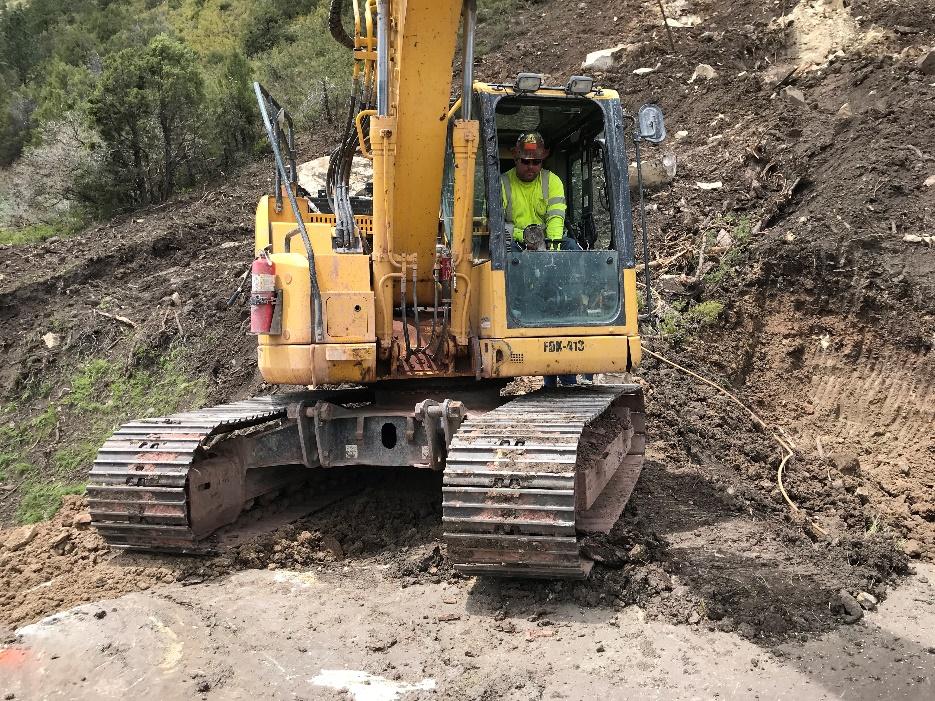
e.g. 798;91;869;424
502;169;552;225
500;173;513;223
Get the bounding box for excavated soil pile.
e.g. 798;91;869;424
0;0;932;643
0;496;194;631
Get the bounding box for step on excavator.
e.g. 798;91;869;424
88;0;667;578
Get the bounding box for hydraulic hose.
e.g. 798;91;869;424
329;0;355;49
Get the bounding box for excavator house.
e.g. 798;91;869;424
88;0;667;578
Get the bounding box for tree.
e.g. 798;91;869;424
89;34;206;208
207;51;258;168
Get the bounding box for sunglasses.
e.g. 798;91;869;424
519;158;544;166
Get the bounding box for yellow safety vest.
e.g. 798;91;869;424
500;169;567;244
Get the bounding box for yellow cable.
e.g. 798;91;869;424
642;346;827;536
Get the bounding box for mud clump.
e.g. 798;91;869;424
0;497;189;632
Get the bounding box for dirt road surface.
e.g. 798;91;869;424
2;560;933;700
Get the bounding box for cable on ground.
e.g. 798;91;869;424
642;346;827;537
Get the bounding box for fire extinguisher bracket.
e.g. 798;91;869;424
269;289;283;335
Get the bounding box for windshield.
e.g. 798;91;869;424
483;93;626;328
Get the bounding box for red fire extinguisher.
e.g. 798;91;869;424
250;252;276;334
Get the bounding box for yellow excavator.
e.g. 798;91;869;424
87;0;666;578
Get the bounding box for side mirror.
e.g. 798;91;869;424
637;104;666;144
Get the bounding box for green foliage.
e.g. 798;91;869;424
0;75;31;166
0;216;86;246
252;5;353;128
0;349;209;523
1;0;522;216
62;351;209;418
31;60;96;127
704;215;754;286
660;300;725;341
0;405;58;483
89;34;207;207
687;300;725;326
207;50;260;167
17;482;85;524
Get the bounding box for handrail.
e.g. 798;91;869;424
355;109;377;158
254;82;324;343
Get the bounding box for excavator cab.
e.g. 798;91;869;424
481;90;631;329
441;80;648;380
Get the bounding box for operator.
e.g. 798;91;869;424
501;132;590;387
500;132;566;251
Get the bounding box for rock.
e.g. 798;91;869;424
367;635;397;652
50;531;71;555
918;49;935;75
715;229;733;249
855;486;871;504
42;332;61;349
695;181;723;190
94;610;107;620
196;681;211;693
72;513;92;528
581;540;626;567
835;590;864;623
856;592;878;611
628;543;649;562
675;130;689;140
690;64;718;82
627;156;675;191
831;452;860;476
296;530;314;545
925;175;935;188
781;86;807;108
297;155;372;197
4;525;38;552
170;292;182;307
760;63;796;89
595;644;605;653
581;44;629;72
835;103;853;121
657;273;700;297
902;539;922;558
688;611;701;625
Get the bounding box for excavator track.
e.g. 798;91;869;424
87;394;305;553
442;384;646;579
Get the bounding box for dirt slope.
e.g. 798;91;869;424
479;0;935;553
1;0;933;649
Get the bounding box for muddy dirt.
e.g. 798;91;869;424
1;0;935;694
4;563;935;700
